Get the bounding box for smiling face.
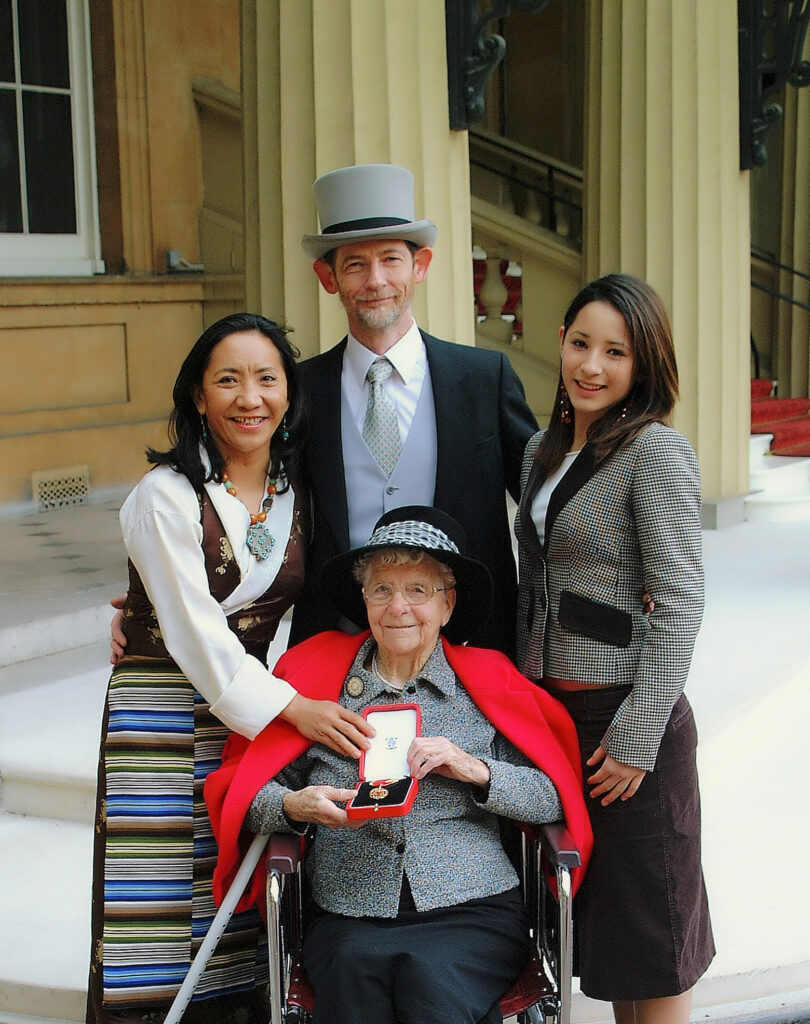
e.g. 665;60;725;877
363;557;456;675
313;239;432;351
193;330;289;466
559;300;635;443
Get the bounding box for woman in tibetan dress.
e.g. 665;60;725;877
86;313;371;1024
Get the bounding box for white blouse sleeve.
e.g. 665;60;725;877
119;468;297;739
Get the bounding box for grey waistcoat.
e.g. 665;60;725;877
342;372;438;548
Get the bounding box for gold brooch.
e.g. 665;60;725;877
346;676;364;697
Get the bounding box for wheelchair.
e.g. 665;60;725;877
263;821;581;1024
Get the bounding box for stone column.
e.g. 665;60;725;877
584;0;750;524
775;83;810;396
241;0;475;358
111;0;154;273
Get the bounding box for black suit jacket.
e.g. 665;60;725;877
289;331;538;655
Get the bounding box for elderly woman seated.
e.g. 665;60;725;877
208;506;591;1024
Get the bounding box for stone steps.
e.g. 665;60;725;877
0;814;93;1024
0;644;107;823
0;641;107;1024
745;433;810;522
0;601;119;672
0;495;127;670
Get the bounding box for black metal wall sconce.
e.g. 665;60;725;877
446;1;809;168
445;0;555;131
738;0;810;168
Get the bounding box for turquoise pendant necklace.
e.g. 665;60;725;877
222;471;278;561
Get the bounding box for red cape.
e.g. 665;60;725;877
205;632;593;911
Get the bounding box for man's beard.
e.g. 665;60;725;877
354;300;404;330
343;284;413;331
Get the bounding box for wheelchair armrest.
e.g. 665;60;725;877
265;832;302;874
536;821;581;870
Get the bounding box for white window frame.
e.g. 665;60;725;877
0;0;104;276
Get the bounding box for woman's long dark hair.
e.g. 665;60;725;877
535;273;680;478
147;312;303;493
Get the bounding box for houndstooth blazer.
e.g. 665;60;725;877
514;422;704;770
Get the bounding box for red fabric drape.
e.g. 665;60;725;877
205;631;593;912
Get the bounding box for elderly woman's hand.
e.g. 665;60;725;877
281;695;375;758
407;737;490;788
282;786;364;829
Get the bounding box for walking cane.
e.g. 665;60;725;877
163;832;269;1024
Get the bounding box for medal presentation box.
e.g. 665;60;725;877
346;704;421;819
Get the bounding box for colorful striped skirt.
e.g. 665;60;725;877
86;660;268;1022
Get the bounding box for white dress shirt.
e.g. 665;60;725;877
119;462;297;739
341;319;428;442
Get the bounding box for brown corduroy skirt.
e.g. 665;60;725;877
550;685;715;1002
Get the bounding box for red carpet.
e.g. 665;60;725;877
751;380;810;457
750;378;774;400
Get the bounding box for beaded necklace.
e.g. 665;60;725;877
221;470;278;560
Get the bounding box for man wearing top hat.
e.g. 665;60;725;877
289;163;538;658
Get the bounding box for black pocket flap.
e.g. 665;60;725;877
558;590;633;648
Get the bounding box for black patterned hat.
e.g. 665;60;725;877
319;506;492;644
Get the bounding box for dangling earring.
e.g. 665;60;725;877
558;383;572;425
279;415;290;442
200;413;208;441
615;399;631;424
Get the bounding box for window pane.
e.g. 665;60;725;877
0;88;22;231
19;0;69;89
23;90;75;232
0;0;14;83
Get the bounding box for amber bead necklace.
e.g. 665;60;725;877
221;470;278;560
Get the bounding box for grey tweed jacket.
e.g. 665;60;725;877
514;422;704;770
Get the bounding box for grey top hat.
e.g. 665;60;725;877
301;164;437;260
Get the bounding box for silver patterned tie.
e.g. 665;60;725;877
362;357;402;477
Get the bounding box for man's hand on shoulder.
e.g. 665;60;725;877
110;595;127;665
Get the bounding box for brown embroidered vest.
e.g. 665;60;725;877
121;484;308;664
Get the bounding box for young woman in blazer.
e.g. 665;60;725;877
515;274;714;1024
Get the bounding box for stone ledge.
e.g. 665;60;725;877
701;494;747;530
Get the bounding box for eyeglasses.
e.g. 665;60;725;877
362;582;455;606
